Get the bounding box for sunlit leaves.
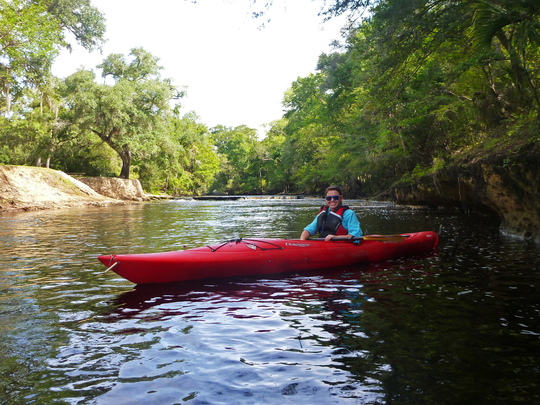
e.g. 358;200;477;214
62;48;178;178
274;0;540;196
43;0;106;51
0;0;106;114
138;112;220;195
0;0;62;113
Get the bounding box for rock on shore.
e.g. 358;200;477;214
391;142;540;241
77;177;149;201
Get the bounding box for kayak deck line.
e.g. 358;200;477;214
98;231;439;284
206;238;285;252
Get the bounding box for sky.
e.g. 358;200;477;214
51;0;348;135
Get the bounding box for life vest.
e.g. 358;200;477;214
316;205;350;238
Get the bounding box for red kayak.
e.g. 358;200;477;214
98;231;438;284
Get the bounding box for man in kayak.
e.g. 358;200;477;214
300;185;362;241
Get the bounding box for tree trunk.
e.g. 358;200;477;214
96;129;132;178
45;145;55;169
3;80;10;115
496;31;527;104
119;146;131;179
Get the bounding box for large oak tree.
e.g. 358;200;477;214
63;48;181;179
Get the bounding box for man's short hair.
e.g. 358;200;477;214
325;185;343;196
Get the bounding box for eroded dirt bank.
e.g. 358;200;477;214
0;166;145;213
390;142;540;241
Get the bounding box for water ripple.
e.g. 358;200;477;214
2;200;540;404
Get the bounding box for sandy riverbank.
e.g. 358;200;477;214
0;165;140;213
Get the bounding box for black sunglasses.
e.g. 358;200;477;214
325;195;341;201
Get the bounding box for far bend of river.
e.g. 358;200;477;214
1;198;540;405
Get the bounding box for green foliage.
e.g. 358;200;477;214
210;125;263;194
62;48;180;179
137;112;220;195
43;0;106;51
1;0;62;114
0;0;105;115
272;0;540;197
260;119;291;193
51;138;121;176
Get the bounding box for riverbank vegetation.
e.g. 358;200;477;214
2;0;539;197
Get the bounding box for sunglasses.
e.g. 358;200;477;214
325;195;341;201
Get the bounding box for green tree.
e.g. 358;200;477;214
471;0;540;118
211;125;265;194
42;0;106;51
138;111;220;195
1;0;61;114
278;1;478;194
260;119;291;193
0;0;105;115
62;48;182;179
282;72;348;193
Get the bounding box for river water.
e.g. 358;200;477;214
1;198;539;404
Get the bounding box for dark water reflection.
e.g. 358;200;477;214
1;199;539;404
